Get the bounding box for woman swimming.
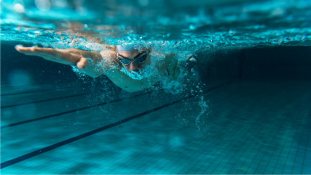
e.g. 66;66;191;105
15;44;180;92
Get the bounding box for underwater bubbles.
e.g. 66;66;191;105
8;70;32;86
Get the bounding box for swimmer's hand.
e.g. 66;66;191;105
157;53;180;81
15;46;89;69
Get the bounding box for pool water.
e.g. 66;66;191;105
1;0;311;174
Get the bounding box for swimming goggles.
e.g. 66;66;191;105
117;51;148;66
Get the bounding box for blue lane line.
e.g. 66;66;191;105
1;91;151;129
1;92;90;108
1;84;90;96
1;87;112;108
0;81;232;169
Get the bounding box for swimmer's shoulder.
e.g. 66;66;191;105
98;46;122;71
99;46;117;62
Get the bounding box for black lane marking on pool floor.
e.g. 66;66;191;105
1;89;105;108
2;93;88;108
1;91;151;129
0;80;74;88
0;81;232;169
1;84;91;96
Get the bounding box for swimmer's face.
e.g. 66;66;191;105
117;49;151;72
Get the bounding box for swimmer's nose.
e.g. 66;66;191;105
129;62;139;71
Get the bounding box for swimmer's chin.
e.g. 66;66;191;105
120;67;153;80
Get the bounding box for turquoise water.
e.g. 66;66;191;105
1;0;311;174
1;0;311;53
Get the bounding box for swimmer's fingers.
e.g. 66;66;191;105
16;46;60;58
15;47;61;63
15;46;41;56
16;46;70;57
15;46;82;65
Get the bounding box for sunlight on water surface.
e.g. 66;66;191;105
1;0;311;59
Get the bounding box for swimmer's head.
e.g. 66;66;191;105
116;45;151;72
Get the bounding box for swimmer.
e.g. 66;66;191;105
15;45;180;92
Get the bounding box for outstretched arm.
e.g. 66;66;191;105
156;53;181;81
15;46;116;78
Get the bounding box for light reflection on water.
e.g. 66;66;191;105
1;0;311;55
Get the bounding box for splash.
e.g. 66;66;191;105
161;72;185;95
1;0;311;59
120;66;155;80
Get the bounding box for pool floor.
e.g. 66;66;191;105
1;79;311;174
